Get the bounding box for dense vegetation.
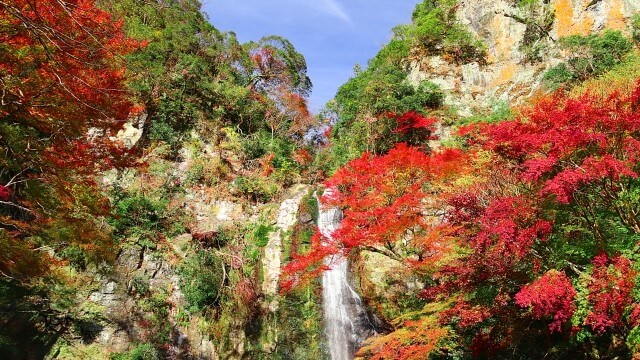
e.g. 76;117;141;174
0;0;320;358
317;0;487;173
3;0;640;358
284;3;640;356
288;77;640;360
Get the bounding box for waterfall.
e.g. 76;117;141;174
318;194;377;360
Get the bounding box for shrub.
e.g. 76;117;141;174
545;30;633;87
131;273;150;296
110;343;161;360
59;244;89;270
631;14;640;44
543;62;576;88
184;155;230;187
233;175;279;203
411;0;486;63
178;250;224;311
248;222;273;247
110;194;167;247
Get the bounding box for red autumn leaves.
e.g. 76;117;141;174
283;82;640;356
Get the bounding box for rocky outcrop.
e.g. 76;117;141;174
186;191;245;234
262;184;311;312
408;0;640;116
86;246;217;359
115;110;147;149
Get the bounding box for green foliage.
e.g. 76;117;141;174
59;244;90;271
544;30;634;88
544;62;577;88
247;285;326;359
335;65;442;127
410;0;486;63
632;14;640;44
138;291;173;346
627;326;640;354
131;274;150;296
300;191;319;224
233;175;279;202
248;222;273;247
209;226;236;248
110;344;161;360
243;131;297;166
184;155;230;187
330;77;442;167
102;0;236;143
100;0;309;151
178;250;224;312
110;193;167;247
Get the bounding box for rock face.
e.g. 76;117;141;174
262;184;311;312
186;191;245;234
87;246;218;359
407;0;640;116
115;110;147;149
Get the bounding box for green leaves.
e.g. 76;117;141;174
544;30;634;88
178;250;224;312
410;0;486;63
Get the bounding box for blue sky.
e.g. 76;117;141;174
201;1;421;112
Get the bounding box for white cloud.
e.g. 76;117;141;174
315;0;352;25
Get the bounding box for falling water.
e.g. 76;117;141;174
319;193;377;360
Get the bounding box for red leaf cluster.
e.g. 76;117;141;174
323;144;466;250
584;255;637;334
441;301;493;329
392;111;437;134
283;82;640;356
0;0;144;129
474;90;640;203
280;231;333;292
0;186;11;201
515;270;576;333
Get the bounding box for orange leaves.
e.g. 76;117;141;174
0;0;144;133
407;224;461;273
357;316;448;360
259;153;276;176
293;148;312;166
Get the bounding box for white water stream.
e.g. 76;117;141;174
318;195;376;360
